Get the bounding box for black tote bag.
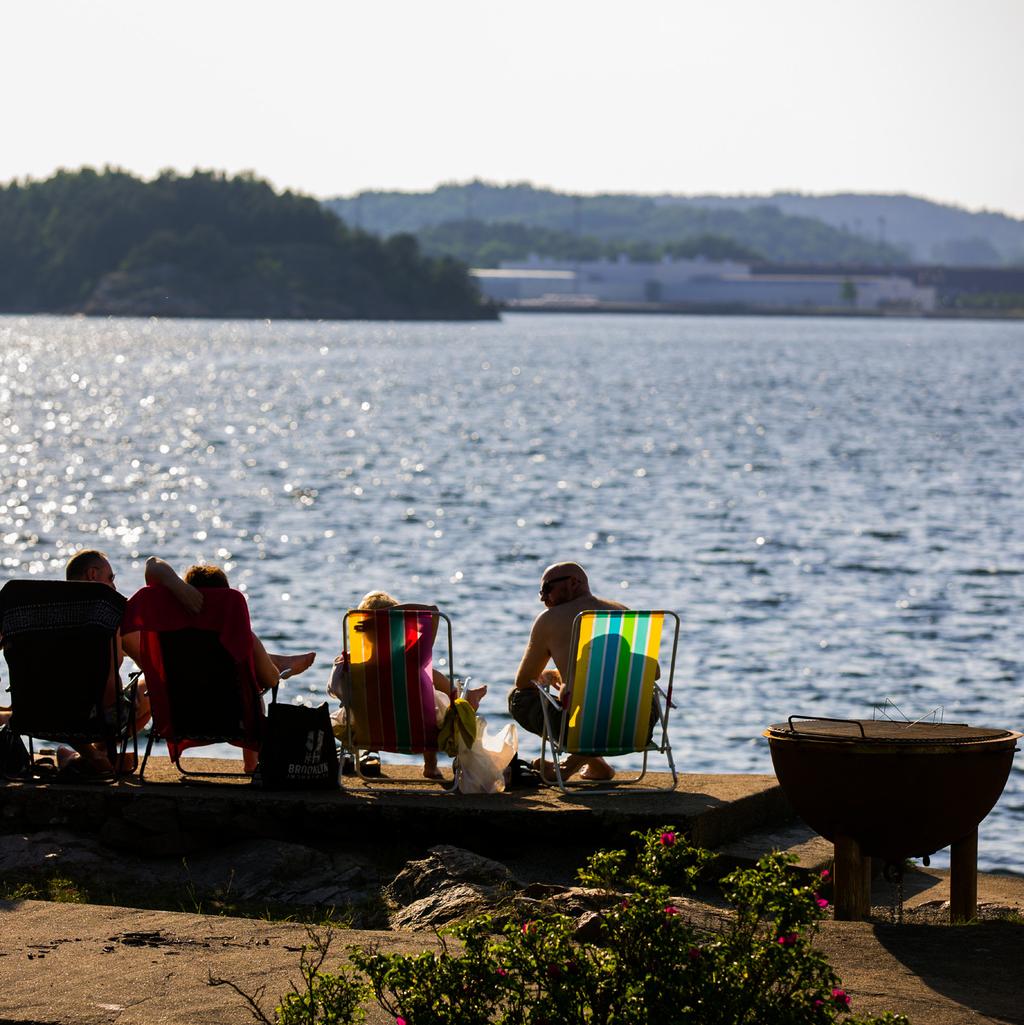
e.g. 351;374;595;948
256;701;339;790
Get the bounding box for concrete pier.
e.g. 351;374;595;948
1;758;794;861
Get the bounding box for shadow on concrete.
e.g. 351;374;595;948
872;919;1024;1025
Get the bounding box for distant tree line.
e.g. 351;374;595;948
0;168;494;320
415;219;764;267
326;181;912;266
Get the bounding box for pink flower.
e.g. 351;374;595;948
522;921;535;935
688;946;701;960
659;831;677;846
664;904;680;916
832;988;851;1008
496;968;508;978
816;897;829;909
776;932;798;947
396;1018;407;1025
820;869;831;881
813;999;824;1008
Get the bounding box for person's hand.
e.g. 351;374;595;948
173;580;204;615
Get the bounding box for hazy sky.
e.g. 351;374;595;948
4;0;1023;216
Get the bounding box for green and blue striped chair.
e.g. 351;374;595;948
536;609;680;792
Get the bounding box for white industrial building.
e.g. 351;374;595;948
471;255;936;312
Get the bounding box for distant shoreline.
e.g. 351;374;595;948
500;301;1024;321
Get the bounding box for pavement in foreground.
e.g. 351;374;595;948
1;761;1022;1023
0;870;1021;1025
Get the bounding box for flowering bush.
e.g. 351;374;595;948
348;828;909;1025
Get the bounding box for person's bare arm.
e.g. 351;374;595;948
145;556;203;614
513;615;553;690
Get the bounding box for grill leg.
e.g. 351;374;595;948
950;828;978;924
833;834;871;921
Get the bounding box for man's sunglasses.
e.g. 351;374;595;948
539;575;572;598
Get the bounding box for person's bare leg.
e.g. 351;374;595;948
242;747;259;773
465;684;488;710
251;634;314;691
423;751;442;779
268;649;316;678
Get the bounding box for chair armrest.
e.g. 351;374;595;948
532;681;564;709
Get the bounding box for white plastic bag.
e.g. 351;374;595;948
457;716;517;794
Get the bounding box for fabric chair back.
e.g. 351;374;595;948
0;580;124;742
343;608;441;754
122;585;262;763
564;610;667;756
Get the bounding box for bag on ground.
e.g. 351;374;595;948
457;717;517;794
256;701;339;790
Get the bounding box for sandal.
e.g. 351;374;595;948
31;756;59;782
57;757;114;783
505;757;543;790
358;752;382;778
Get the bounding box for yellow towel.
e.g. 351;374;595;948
438;697;478;757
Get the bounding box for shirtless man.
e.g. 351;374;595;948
508;562;628;781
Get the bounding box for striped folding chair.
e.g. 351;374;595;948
536;609;681;793
340;607;456;790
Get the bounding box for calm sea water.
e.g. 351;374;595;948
2;312;1022;873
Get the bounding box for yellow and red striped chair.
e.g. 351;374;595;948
340;606;456;789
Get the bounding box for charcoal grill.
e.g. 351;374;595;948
764;716;1020;922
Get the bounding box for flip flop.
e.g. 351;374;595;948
505;757;543;790
31;756;59;782
57;758;114;783
358;752;382;778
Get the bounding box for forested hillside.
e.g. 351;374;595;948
665;192;1024;265
325;181;1024;267
0;169;493;320
325;182;909;266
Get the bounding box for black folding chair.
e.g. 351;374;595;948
0;579;137;779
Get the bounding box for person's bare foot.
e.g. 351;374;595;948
57;745;79;772
530;755;615;782
578;758;615;781
557;754;615;781
465;684;488;711
274;652;316;679
423;752;443;779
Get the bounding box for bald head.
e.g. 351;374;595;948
539;562;591;607
543;562;588;588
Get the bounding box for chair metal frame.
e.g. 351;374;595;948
339;607;458;792
535;609;681;794
139;682;276;783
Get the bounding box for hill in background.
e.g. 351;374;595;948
0;169;493;320
325;182;1024;268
